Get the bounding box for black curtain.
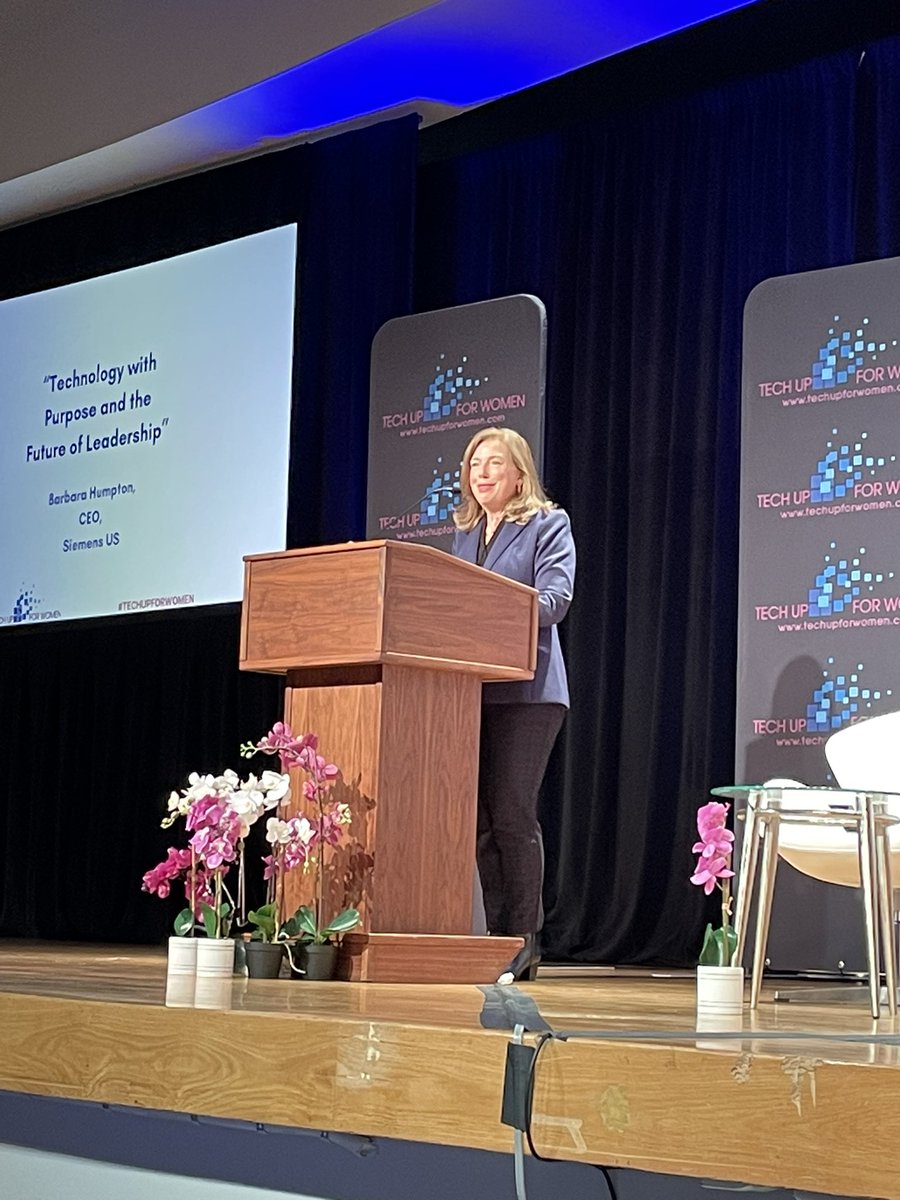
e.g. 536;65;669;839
0;117;417;942
416;47;874;963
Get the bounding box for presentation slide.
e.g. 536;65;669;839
0;224;298;628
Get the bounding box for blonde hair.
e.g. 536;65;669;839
453;426;555;532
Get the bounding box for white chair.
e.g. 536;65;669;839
730;716;900;1018
782;714;900;1002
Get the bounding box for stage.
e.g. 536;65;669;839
1;942;899;1200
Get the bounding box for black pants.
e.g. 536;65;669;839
477;702;566;937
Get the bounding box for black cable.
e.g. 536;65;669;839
522;1031;618;1200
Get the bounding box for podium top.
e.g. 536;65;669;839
240;539;538;680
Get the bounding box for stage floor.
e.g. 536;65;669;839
2;941;899;1199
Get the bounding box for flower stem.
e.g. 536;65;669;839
721;877;732;966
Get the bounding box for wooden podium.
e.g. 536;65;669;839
240;539;539;982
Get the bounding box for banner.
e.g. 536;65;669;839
366;296;546;547
739;256;900;972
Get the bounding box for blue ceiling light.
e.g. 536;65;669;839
0;0;760;229
181;0;758;146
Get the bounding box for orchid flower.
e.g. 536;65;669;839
689;800;737;966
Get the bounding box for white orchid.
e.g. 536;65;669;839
266;817;293;845
290;815;315;845
259;770;291;807
227;791;265;838
162;769;290;833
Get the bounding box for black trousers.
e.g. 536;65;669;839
477;702;566;937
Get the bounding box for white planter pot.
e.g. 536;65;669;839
166;936;198;977
696;964;745;1016
195;937;235;978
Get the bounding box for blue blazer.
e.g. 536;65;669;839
452;507;575;707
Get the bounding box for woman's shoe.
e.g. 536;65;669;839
497;932;540;984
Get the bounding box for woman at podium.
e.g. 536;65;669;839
452;427;575;982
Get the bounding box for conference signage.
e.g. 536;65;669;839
0;225;298;628
366;295;547;548
739;256;900;971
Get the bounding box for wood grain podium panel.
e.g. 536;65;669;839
241;544;385;671
241;541;538;679
282;665;481;937
281;674;382;927
338;932;524;983
374;665;480;933
380;542;538;678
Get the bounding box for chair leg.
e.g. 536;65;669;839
750;815;779;1010
733;798;762;968
858;797;882;1019
875;820;897;1017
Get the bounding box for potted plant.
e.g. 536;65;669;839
243;723;360;980
242;904;286;978
689;800;742;1014
143;767;290;977
291;904;363;980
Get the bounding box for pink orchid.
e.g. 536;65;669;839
141;846;193;895
692;828;734;858
283;842;312;872
690;855;735;894
189;826;239;869
692;801;735;858
689;798;737;963
252;722;320;773
185;793;229;832
696;801;729;837
318;810;345;846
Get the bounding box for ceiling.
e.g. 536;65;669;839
0;0;754;231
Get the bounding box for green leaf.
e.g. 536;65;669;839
698;922;738;967
321;908;361;939
199;900;231;939
173;908;194;937
248;904;277;942
200;902;218;939
296;905;318;940
280;913;302;939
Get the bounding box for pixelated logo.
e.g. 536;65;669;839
12;586;39;623
808;428;895;503
808;542;891;617
418;457;460;526
0;584;61;626
806;659;892;734
376;457;460;535
422;354;486;423
811;316;899;391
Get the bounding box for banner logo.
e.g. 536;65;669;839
754;543;900;632
756;428;900;518
13;586;38;622
808;658;890;733
419;458;461;526
0;585;61;626
376;457;460;537
808;543;888;616
810;429;891;502
424;355;485;423
811;317;898;391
